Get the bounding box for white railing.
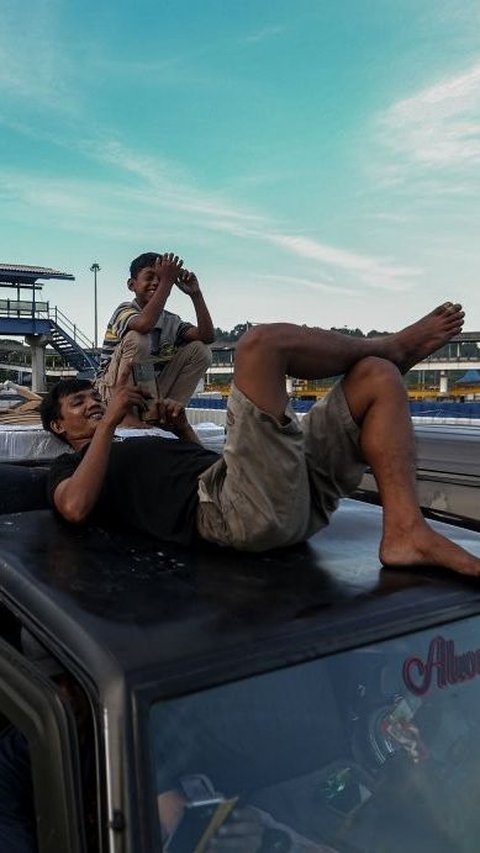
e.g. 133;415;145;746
0;298;95;350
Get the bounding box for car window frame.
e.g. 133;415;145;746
0;635;87;852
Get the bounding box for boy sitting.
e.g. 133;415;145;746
95;252;215;417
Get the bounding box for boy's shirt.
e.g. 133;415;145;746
97;299;193;377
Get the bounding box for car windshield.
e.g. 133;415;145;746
150;615;480;852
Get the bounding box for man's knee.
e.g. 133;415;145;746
347;356;402;392
343;357;407;424
343;356;408;414
121;329;151;360
235;324;280;363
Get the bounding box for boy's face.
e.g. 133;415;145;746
50;388;105;445
128;264;158;308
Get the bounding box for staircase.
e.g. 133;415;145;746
47;318;100;376
0;300;101;378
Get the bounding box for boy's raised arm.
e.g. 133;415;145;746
176;270;215;344
128;253;184;334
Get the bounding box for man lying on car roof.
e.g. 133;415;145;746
40;283;480;577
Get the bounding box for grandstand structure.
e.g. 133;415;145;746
1;262;479;400
207;335;480;400
0;263;99;391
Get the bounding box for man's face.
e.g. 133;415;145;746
51;388;105;445
128;265;158;307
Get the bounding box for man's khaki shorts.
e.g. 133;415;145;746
196;382;367;551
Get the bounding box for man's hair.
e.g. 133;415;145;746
129;252;161;279
40;378;94;436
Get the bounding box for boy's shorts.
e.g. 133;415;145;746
196;382;367;551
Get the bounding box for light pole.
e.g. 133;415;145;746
90;263;101;349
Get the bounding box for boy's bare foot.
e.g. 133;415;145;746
380;521;480;577
381;303;464;373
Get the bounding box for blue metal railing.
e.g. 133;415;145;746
38;305;94;350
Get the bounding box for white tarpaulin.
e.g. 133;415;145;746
0;421;225;462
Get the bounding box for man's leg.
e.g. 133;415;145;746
232;311;480;576
233;304;464;421
155;341;212;405
341;357;480;577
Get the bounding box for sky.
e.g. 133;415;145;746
1;0;480;345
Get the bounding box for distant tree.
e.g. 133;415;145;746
213;326;228;341
0;338;26;350
214;322;252;343
326;327;392;338
214;323;398;344
230;322;251;340
330;327;366;338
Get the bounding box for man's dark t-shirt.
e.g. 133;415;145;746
48;437;220;546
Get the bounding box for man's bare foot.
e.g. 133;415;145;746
381;303;465;374
380;521;480;577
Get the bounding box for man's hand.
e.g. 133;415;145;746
104;385;149;429
154;252;184;289
207;806;339;853
176;269;201;297
207;807;264;852
156;398;191;435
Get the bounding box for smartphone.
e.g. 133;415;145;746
131;361;157;421
165;797;237;853
131;361;156;387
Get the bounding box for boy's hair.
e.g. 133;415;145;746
129;252;161;279
40;378;94;437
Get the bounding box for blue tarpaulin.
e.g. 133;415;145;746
189;397;480;417
454;369;480;385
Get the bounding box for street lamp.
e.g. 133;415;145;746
90;263;101;349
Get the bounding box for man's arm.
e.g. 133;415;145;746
53;387;147;523
128;253;184;335
176;271;215;344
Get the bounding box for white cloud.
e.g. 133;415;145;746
82;138;268;225
255;273;357;296
0;166;265;245
0;0;422;306
264;233;420;291
0;0;73;110
242;25;285;44
367;212;412;223
380;61;480;168
0;156;421;294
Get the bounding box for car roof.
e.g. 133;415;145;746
1;499;480;697
414;422;480;476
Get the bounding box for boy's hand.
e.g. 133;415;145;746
155;252;184;289
156;398;190;435
176;269;201;297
